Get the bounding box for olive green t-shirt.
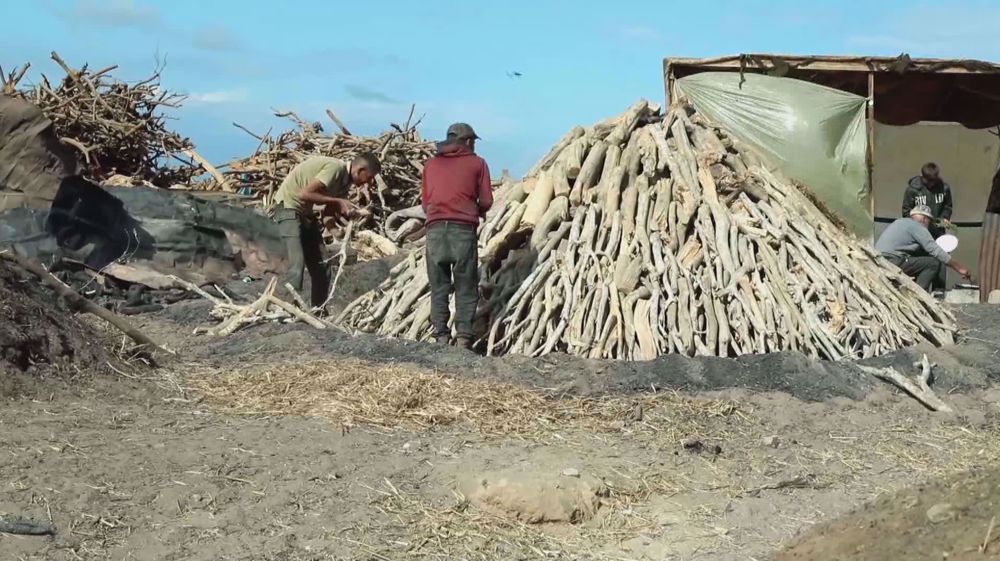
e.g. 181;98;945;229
275;156;350;214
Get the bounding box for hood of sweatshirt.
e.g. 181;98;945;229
909;175;946;192
434;141;475;157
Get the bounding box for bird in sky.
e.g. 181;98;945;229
506;71;523;79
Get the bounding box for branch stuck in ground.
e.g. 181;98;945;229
857;354;954;413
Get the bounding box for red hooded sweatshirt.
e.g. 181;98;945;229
421;143;493;227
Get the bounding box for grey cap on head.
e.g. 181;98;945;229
909;204;934;218
446;122;479;140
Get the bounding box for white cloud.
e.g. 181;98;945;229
191;26;242;52
289;98;520;142
65;0;162;31
344;84;399;104
417;100;522;140
847;3;1000;59
846;35;922;54
187;89;249;105
614;24;662;42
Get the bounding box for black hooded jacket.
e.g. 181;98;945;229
902;176;953;221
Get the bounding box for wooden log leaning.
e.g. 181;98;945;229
0;250;170;355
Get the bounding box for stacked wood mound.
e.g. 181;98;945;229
208;108;435;234
2;53;203;187
340;101;957;361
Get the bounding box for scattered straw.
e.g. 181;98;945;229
188;359;745;439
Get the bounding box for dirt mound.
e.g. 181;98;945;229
0;256;107;385
778;467;1000;560
459;469;608;524
137;299;999;404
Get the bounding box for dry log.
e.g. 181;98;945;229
522;170;556;227
857;354;954;412
570;140;608;205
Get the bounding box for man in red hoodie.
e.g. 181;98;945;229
421;123;493;349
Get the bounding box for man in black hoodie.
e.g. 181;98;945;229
902;162;953;239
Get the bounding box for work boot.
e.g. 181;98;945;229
455;336;472;350
435;335;450;345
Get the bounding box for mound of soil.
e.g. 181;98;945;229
0;257;107;384
779;467;1000;560
171;302;1000;402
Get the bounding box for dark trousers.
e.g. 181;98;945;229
426;222;479;339
276;208;329;306
927;226;947;290
885;253;943;292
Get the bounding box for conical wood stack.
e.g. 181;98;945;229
340;101;956;361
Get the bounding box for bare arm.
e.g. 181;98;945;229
947;259;971;279
298;179;351;206
913;225;951;264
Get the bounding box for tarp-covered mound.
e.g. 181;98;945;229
0;183;288;286
341;101;956;361
0;93;287;287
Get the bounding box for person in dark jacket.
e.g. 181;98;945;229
901;162;954;239
421;123;494;349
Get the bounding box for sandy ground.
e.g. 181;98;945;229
3;268;1000;560
3;335;1000;560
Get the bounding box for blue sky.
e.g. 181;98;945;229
4;0;999;177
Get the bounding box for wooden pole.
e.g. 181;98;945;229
867;72;877;243
663;59;673;108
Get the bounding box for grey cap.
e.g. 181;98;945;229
909;204;934;219
446;122;479;140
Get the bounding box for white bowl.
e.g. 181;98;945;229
936;234;958;253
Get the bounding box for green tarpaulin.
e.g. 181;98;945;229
676;72;870;236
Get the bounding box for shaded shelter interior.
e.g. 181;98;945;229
666;54;1000;288
666;54;1000;129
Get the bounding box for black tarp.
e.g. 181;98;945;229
1;95;287;285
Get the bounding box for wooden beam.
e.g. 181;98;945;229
867;71;876;243
664;53;1000;75
663;58;671;108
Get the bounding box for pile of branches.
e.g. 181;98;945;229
173;276;332;336
340;100;957;361
214;107;435;231
2;52;203;186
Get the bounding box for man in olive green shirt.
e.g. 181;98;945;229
274;153;380;307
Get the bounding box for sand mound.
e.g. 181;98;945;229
459;469;608;524
779;467;1000;560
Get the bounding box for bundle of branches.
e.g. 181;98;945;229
173;276;331;336
216;107;435;231
340;100;957;361
2;52;203;186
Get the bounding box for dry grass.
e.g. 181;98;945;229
188;358;746;440
340;478;660;561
